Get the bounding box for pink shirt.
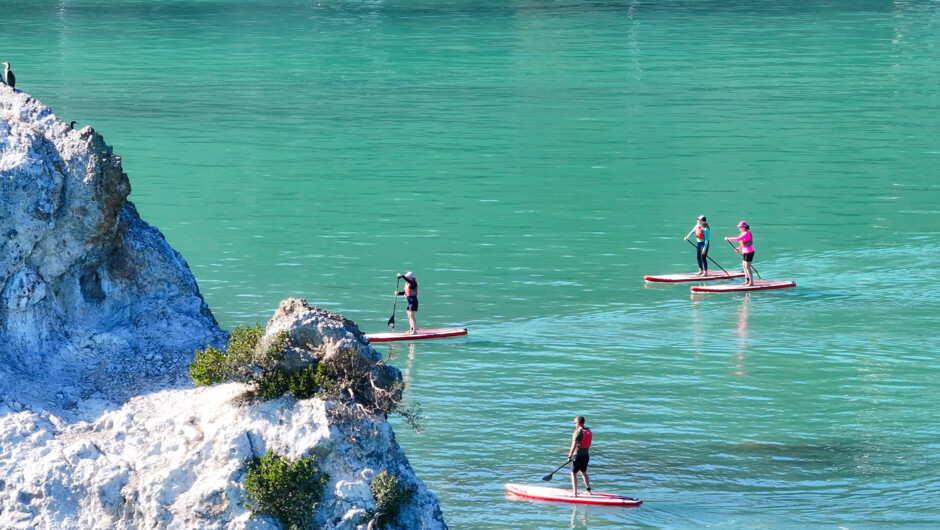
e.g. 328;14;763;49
728;231;754;253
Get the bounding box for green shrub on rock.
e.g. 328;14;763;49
190;325;307;400
288;365;322;400
244;450;329;530
188;323;416;428
370;470;412;528
189;343;229;387
256;368;291;401
190;324;267;386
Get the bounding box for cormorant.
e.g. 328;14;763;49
2;62;14;89
70;121;77;130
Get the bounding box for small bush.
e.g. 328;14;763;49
190;324;267;386
244;450;329;530
256;369;291;400
189;344;228;387
370;470;412;528
190;323;410;420
190;325;304;401
288;365;321;400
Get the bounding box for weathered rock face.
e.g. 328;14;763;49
0;300;447;529
0;87;446;529
0;84;225;415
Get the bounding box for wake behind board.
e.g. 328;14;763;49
645;271;745;283
691;280;796;293
505;483;642;506
365;328;468;343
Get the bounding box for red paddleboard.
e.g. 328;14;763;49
505;483;642;506
365;328;468;342
691;280;796;293
644;271;745;283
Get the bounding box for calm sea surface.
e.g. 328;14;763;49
6;1;940;527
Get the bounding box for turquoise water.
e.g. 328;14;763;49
6;1;940;527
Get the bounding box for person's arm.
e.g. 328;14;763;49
568;429;582;460
396;276;417;296
701;226;709;251
684;227;696;241
725;232;745;242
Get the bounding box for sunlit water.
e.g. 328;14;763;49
5;0;940;527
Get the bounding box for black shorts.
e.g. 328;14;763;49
571;454;590;474
406;296;418;312
742;252;755;263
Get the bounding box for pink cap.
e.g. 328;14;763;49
737;221;749;228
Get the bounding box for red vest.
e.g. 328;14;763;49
579;428;592;449
405;281;417;297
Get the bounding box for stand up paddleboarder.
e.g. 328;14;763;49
684;215;710;275
725;221;755;286
394;272;418;335
567;416;592;496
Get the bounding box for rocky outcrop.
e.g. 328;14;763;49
0;84;225;416
0;86;446;529
0;300;446;529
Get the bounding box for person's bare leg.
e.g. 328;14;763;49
581;471;591;494
571;471;578;496
407;310;417;334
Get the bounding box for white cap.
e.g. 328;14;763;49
404;271;414;278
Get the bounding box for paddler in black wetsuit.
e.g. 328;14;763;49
568;415;593;496
394;271;418;335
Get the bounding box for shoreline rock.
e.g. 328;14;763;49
0;84;225;416
0;86;447;528
0;300;447;529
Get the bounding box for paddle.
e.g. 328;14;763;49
685;238;731;276
542;459;572;481
726;240;763;280
387;277;401;328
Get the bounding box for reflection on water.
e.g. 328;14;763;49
570;507;588;529
733;294;750;376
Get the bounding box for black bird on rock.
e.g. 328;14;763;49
2;62;14;89
69;121;77;130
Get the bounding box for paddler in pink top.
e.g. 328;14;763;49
725;221;755;286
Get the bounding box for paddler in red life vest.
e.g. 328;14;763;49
684;215;710;276
567;416;593;496
394;272;418;335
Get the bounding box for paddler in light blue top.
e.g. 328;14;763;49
684;215;710;276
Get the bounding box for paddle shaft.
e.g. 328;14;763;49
542;459;572;481
685;238;730;275
388;278;401;328
726;240;762;280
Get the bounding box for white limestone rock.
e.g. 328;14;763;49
0;300;446;529
0;85;225;416
0;384;446;529
0;87;446;529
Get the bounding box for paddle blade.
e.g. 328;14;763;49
387;316;395;328
541;473;554;481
